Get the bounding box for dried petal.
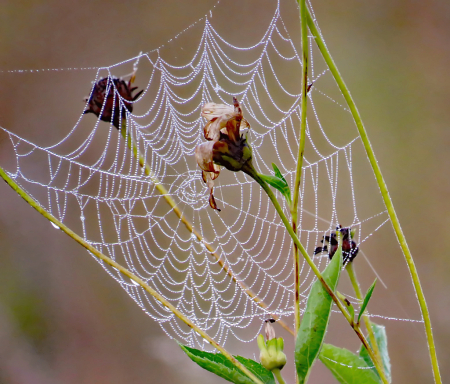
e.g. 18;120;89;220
239;118;250;131
265;321;276;341
195;141;220;175
195;142;221;211
201;102;234;121
209;188;220;211
224;97;243;142
204;115;229;141
201;170;219;187
201;101;250;141
201;171;220;211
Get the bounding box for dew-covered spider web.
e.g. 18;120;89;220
0;0;424;351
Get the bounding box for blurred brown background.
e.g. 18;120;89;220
0;0;449;383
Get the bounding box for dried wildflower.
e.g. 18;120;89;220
84;77;143;129
195;97;252;211
314;225;359;264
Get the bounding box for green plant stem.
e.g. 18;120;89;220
119;122;294;335
306;8;441;384
0;164;264;384
272;368;286;384
243;164;388;384
291;0;309;340
346;263;384;377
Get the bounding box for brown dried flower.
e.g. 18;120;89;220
314;225;359;264
195;97;252;211
84;77;143;129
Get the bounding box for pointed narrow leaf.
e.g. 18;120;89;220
272;163;291;203
258;174;287;197
259;169;291;204
295;247;343;383
319;343;382;384
358;279;377;323
359;323;391;383
272;163;285;182
179;344;275;384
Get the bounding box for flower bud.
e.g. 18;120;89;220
257;321;287;371
275;338;287;368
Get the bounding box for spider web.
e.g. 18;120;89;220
0;0;422;351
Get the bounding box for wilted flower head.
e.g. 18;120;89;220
314;225;359;264
195;97;252;211
84;77;143;129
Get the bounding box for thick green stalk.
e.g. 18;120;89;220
346;263;384;377
290;0;309;338
306;8;441;384
120;122;294;335
0;165;264;384
272;368;286;384
243;164;388;383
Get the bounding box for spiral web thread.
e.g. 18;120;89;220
0;0;421;351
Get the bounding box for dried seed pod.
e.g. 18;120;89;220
84;77;143;129
314;225;359;264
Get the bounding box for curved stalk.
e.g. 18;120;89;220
243;164;388;383
305;8;441;384
0;165;264;384
120;121;294;335
272;368;287;384
346;263;384;377
291;0;309;338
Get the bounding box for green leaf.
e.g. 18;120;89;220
319;343;382;384
359;323;391;383
258;164;291;204
271;163;284;181
179;344;275;384
295;247;343;383
271;163;291;203
358;279;377;323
